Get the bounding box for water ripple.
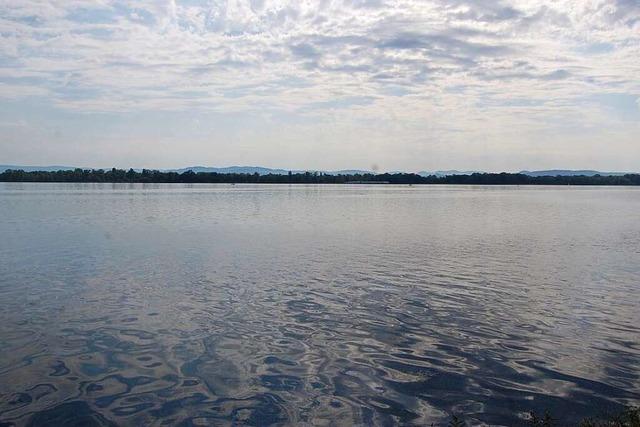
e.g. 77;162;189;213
1;183;639;426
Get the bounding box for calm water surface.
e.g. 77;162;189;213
0;183;639;426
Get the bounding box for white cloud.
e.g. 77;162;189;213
0;0;638;170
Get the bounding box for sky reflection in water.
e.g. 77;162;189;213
0;183;639;426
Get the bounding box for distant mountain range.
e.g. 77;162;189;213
518;169;630;177
173;166;291;175
0;165;635;177
0;165;373;175
417;170;481;177
172;166;373;175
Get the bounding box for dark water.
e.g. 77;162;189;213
1;183;639;426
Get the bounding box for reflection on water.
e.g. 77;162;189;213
0;183;639;426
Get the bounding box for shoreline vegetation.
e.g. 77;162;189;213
1;168;640;185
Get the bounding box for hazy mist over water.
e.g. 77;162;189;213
1;183;639;426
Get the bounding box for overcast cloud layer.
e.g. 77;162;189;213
0;0;639;171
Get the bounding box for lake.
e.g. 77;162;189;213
0;183;639;426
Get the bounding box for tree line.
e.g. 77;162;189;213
1;168;640;185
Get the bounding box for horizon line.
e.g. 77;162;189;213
1;163;638;175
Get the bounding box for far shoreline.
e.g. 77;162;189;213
1;168;640;186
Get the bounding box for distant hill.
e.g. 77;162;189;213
173;166;290;175
0;165;293;175
173;166;373;175
418;170;482;177
520;170;630;177
327;169;372;175
2;165;635;177
0;164;372;175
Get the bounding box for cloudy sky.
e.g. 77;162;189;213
0;0;639;172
